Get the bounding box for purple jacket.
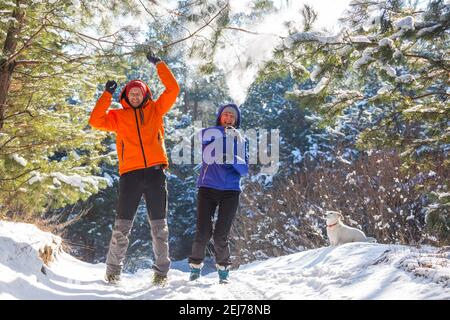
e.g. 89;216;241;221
197;104;249;191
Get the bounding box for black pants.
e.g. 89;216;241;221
118;166;167;221
106;166;170;276
189;187;240;267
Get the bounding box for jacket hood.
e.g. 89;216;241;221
215;103;241;128
119;79;153;109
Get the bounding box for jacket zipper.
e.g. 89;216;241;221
202;164;209;183
133;108;147;167
121;141;124;162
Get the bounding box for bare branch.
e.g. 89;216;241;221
0;167;41;181
138;0;158;21
5;24;48;65
1;110;33;121
163;4;229;49
411;91;449;100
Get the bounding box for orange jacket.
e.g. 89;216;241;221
89;62;180;175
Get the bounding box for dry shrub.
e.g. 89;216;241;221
231;150;448;265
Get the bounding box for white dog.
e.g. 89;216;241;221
325;211;377;246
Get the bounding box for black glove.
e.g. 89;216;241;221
105;80;117;94
146;50;161;65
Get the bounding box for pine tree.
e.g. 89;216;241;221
0;0;145;218
270;0;449;243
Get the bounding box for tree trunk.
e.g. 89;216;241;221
183;88;189;114
193;83;198;121
0;3;24;130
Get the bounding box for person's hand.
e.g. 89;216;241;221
105;80;117;94
225;126;244;142
146;50;161;65
224;126;235;135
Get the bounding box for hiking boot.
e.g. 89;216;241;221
152;273;168;286
104;273;121;285
217;264;230;284
189;263;203;281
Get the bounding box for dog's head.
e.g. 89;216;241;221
325;211;343;225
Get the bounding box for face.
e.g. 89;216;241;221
220;111;236;127
325;211;342;224
128;87;144;107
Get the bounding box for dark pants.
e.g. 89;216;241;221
106;166;170;276
117;166;167;221
189;187;240;267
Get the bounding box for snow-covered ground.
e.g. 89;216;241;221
0;221;448;300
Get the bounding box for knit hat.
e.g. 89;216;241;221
125;80;147;98
216;103;241;128
221;106;237;118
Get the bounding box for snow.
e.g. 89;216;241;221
28;172;45;185
1;220;448;300
353;47;377;69
381;64;396;77
349;35;372;43
283;32;324;48
378;38;394;49
291;148;303;164
10;154;27;167
436;192;450;200
103;172;114;187
404;105;443;114
289;77;329;97
417;24;441;37
337;156;352;165
333;89;362;100
390;29;407;40
49;172;105;193
393;49;403;59
52;177;61;187
393;16;415;31
310;66;322;82
284;31;343;47
376;84;395;95
395;74;415;83
71;151;80;161
1;1;16;8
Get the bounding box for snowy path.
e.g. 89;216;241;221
0;221;449;300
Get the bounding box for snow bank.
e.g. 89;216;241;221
0;221;448;300
0;221;62;299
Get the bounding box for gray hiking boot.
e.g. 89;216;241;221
152;273;168;286
104;273;121;284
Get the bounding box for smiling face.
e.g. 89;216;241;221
128;87;144;107
325;211;342;225
220;111;236;127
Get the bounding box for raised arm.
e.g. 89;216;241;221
88;80;118;132
146;51;180;116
